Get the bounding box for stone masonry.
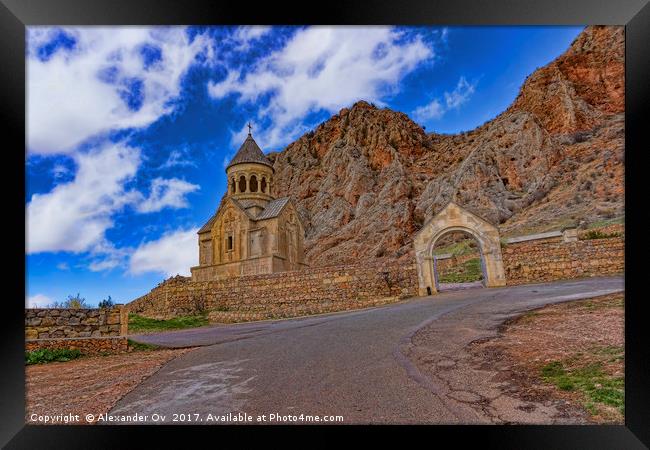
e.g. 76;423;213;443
502;236;624;285
25;306;129;356
25;337;128;356
128;261;419;322
127;222;623;324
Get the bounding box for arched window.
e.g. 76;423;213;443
250;175;258;192
231;178;236;194
239;175;247;193
260;177;267;193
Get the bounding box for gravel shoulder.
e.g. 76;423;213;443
26;348;193;424
409;292;624;424
468;293;624;424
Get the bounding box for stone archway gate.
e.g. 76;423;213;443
413;201;506;296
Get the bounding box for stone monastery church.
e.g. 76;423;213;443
190;128;307;282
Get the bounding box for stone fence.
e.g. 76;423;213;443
25;306;129;355
502;236;624;285
127;226;624;324
128;261;419;322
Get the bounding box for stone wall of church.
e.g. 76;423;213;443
128;261;419;322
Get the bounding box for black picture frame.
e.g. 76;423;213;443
2;0;648;447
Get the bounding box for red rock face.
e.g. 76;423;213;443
269;26;624;267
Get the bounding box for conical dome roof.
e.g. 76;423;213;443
226;134;273;171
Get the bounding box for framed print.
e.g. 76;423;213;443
2;0;649;447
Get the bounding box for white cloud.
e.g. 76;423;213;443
51;163;70;179
412;76;477;124
129;228;199;276
412;99;444;122
136;178;199;213
231;26;272;51
87;240;130;272
27;294;53;308
444;76;476;109
27;26;210;155
208;26;433;149
88;258;121;272
27;141;199;256
160;147;197;169
26;142;141;254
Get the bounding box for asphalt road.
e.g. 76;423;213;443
109;276;624;425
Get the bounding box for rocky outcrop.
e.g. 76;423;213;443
269;26;624;267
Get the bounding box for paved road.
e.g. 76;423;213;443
110;276;623;424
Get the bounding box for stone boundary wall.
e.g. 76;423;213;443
25;337;128;356
127;232;623;323
25;306;129;355
128;261;419;322
502;236;624;285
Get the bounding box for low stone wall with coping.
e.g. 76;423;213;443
25;305;129;355
502;235;624;285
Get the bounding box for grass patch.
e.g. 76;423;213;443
128;313;209;333
579;296;624;310
516;310;541;324
25;348;83;365
433;239;477;257
581;230;621;240
587;216;624;229
438;257;484;283
540;360;624;415
127;339;161;351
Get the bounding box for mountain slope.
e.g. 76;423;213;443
267;26;624;266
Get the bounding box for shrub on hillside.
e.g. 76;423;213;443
582;230;621;240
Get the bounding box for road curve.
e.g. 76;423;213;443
109;276;623;424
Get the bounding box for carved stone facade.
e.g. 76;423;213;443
191;132;307;281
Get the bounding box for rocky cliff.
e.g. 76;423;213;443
268;26;624;267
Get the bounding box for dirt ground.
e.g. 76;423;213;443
469;293;624;424
26;348;192;424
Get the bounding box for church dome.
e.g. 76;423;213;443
226;133;274;171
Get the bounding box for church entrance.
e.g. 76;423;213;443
413;202;506;296
431;230;485;292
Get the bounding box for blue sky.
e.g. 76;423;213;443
25;25;583;307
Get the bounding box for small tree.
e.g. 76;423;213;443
98;295;114;309
63;293;87;309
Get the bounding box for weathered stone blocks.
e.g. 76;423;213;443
25;305;129;355
129;261;419;322
502;236;624;285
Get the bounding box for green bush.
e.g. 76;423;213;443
25;348;82;365
49;293;88;309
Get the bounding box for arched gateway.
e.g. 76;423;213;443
413;202;506;296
